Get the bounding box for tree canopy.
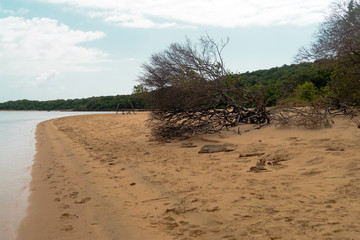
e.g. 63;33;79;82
0;95;145;111
296;0;360;105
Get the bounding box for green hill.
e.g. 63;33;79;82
238;62;331;106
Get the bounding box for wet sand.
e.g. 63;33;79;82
17;112;360;239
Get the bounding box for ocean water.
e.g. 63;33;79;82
0;111;106;240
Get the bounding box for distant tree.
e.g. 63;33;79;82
138;35;268;139
296;0;360;106
132;84;148;95
0;95;145;111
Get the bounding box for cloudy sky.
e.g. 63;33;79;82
0;0;334;102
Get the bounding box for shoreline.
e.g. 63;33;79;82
0;111;105;240
0;109;147;112
17;113;360;239
17;114;159;240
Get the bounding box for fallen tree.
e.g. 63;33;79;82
138;36;269;139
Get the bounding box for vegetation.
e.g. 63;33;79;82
1;62;330;113
0;62;332;113
268;0;360;131
296;0;360;106
0;94;145;111
237;63;331;106
3;0;358;137
137;0;360;138
138;35;269;139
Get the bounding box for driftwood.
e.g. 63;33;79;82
198;144;233;154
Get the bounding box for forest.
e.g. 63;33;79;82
0;62;330;111
0;94;145;111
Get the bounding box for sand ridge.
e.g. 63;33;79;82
17;112;360;239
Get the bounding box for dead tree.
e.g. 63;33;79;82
138;36;268;139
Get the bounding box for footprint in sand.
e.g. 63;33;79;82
162;216;179;230
60;213;79;220
189;229;205;237
61;225;73;231
307;157;324;166
222;235;236;240
74;197;91;204
287;137;298;140
60;204;70;209
205;206;220;212
301;169;323;176
69;191;79;198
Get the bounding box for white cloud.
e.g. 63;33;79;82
37;0;333;28
17;8;30;15
0;7;30;15
104;14;178;28
0;8;15;15
33;70;59;87
0;17;107;84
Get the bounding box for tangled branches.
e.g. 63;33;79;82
148;108;269;139
139;35;269;139
271;107;333;129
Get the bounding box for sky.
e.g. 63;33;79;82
0;0;335;102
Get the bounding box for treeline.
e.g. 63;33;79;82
0;63;332;111
0;94;145;111
239;62;332;106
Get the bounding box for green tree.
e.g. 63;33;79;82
296;81;318;102
296;0;360;105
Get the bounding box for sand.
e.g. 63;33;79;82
17;112;360;240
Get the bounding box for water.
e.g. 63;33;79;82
0;111;107;240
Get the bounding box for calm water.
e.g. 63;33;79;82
0;111;107;240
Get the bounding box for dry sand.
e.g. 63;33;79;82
17;112;360;240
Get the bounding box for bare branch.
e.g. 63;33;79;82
138;36;269;139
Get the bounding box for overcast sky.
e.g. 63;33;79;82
0;0;334;102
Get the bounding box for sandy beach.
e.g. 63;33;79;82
17;112;360;240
